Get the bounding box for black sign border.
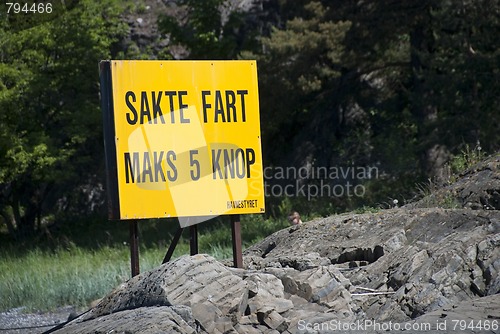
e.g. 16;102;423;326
99;61;120;220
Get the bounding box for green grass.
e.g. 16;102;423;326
0;214;289;312
0;245;128;311
449;143;485;177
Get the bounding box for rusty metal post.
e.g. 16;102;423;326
231;214;243;268
129;220;140;277
162;227;184;264
190;224;198;255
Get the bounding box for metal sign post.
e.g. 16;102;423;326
162;228;183;264
129;220;140;276
231;214;243;268
189;225;198;255
161;216;243;268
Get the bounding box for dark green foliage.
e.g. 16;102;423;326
425;0;499;151
252;0;499;214
0;0;127;237
158;0;245;59
0;0;498;240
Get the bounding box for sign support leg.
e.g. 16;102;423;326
231;214;243;268
129;220;140;277
162;227;184;264
190;224;198;255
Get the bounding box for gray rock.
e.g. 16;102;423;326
408;153;500;210
81;254;248;322
260;310;289;332
53;305;201;334
247;207;499;323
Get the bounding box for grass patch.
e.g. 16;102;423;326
0;242;212;312
0;245;129;311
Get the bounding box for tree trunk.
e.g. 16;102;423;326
12;187;37;238
0;210;16;239
410;18;449;181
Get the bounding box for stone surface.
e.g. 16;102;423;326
408;153;500;210
53;305;201;334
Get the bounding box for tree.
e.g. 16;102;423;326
338;0;499;178
257;2;353;166
251;0;499;210
158;0;248;59
0;0;127;238
418;0;499;161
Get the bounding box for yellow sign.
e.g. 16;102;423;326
99;60;265;221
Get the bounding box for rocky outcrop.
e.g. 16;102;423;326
52;254;296;333
245;208;499;324
408;153;499;210
52;206;499;333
